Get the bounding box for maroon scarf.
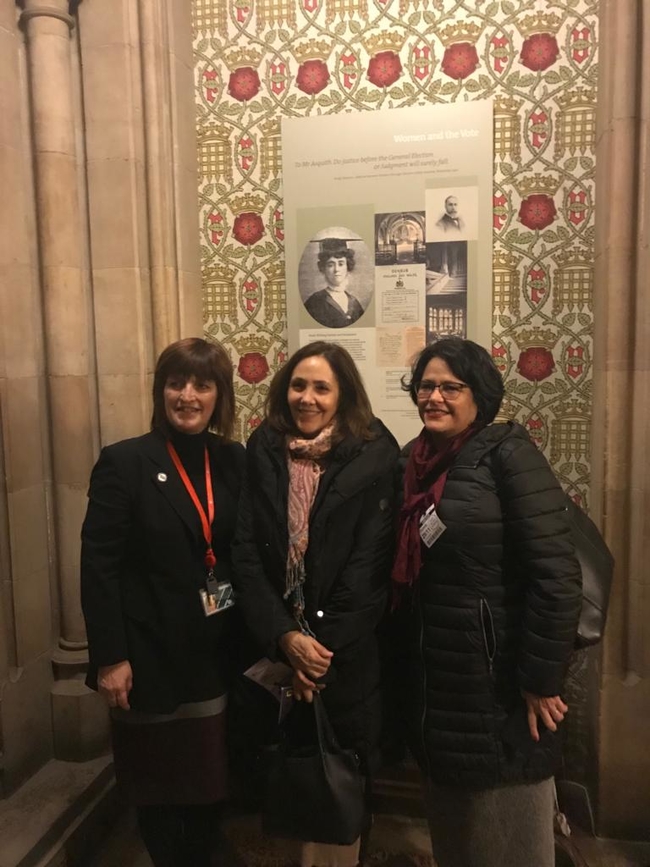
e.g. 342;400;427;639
392;424;478;600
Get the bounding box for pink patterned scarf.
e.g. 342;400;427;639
285;423;335;601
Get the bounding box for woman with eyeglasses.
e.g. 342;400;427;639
390;337;581;867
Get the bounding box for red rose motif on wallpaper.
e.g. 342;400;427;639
238;352;270;385
441;43;479;80
296;59;330;95
367;51;402;88
520;33;559;72
228;66;261;102
517;347;555;382
232;212;264;246
518;194;557;230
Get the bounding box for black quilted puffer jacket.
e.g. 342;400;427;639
397;421;582;788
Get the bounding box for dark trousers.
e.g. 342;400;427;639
136;803;223;867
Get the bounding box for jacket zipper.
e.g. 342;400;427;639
418;589;433;779
480;597;496;675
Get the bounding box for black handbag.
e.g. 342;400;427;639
263;693;365;845
565;495;614;648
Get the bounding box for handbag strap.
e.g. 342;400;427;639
313;693;342;754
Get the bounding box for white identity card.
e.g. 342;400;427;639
419;504;447;548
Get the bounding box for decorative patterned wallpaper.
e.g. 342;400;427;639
192;0;597;504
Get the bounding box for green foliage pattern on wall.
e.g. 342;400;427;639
193;0;597;504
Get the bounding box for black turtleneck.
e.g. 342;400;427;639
168;428;210;511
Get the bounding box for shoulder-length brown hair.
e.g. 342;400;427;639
151;337;235;439
265;341;375;440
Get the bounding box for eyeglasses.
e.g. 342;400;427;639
416;381;470;400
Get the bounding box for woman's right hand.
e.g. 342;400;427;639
279;631;333;679
97;660;133;710
292;669;322;704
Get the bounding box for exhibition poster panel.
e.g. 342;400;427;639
282;101;493;446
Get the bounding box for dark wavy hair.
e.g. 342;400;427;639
151;337;235;439
403;337;504;425
266;341;374;440
317;244;355;273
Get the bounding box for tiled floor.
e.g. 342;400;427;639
84;810;650;867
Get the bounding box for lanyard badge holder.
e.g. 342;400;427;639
167;441;236;618
419;502;447;548
199;571;235;617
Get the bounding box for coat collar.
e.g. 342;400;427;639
401;421;531;471
452;421;529;468
139;428;219;540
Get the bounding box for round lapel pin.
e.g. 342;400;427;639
157;472;167;482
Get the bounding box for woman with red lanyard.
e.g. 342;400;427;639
81;337;245;867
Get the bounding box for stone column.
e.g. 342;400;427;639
80;0;202;446
140;0;181;354
592;0;650;839
19;0;107;760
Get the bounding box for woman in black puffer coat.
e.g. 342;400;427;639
392;337;582;867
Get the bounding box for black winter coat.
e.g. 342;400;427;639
398;422;582;788
81;429;245;714
232;418;399;768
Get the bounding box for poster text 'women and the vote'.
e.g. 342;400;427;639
282;102;493;446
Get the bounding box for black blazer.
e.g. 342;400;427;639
81;429;245;714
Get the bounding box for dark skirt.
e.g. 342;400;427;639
111;695;228;805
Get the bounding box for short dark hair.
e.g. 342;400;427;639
266;341;374;440
317;244;355;273
151;337;235;439
403;337;504;425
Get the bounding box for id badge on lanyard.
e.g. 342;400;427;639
419;503;447;548
166;440;235;618
199;574;235;617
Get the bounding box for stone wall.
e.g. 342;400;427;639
0;0;201;798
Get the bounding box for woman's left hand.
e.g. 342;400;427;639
523;692;568;741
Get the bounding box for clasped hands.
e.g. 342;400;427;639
279;630;333;704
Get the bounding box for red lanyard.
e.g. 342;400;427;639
166;441;216;570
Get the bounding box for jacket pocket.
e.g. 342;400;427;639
479;597;496;674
